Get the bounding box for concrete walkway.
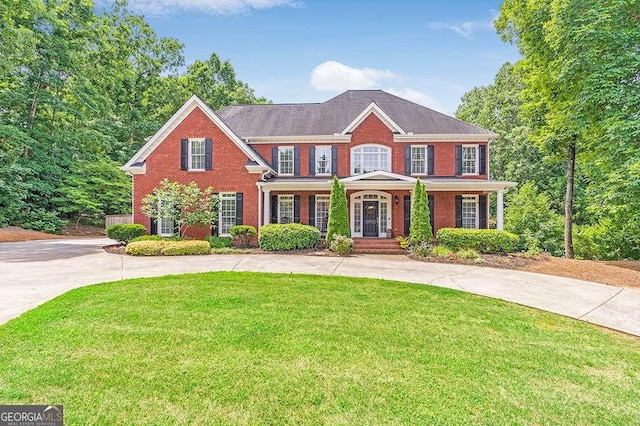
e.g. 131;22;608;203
1;238;638;337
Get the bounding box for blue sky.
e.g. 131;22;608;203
109;0;520;115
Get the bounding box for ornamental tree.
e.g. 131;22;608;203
409;178;432;246
326;176;350;246
141;179;219;237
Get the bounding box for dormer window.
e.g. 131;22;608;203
351;145;391;175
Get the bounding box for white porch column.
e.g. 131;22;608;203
257;185;262;229
496;190;504;230
263;189;271;225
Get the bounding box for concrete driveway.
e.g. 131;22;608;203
1;238;639;337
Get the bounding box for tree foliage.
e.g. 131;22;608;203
408;178;432;246
326;176;350;246
0;0;267;232
141;179;219;238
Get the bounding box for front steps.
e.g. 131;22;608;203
352;238;405;255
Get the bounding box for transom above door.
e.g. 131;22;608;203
351;191;391;238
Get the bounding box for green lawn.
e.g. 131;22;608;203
1;272;639;425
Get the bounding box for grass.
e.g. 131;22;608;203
0;272;639;425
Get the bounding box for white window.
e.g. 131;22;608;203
158;200;174;237
462;145;478;175
279;147;294;175
411;146;428;175
219;193;236;236
315;195;330;233
315;146;332;175
351;145;391;174
278;195;294;224
462;195;478;229
189;138;206;170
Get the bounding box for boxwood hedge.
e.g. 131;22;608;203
436;228;519;254
259;224;320;251
107;224;146;244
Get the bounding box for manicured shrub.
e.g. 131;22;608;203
409;178;432;246
107;224;147;244
259;224;321;251
408;241;432;257
436;228;519;254
330;235;353;255
205;235;233;248
162;241;211;256
229;225;257;248
131;235;163;242
326;176;350;247
125;241;167;256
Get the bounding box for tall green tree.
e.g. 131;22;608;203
326;176;350;246
495;0;639;258
408;179;432;246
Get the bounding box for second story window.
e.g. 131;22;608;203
411;146;427;175
462;145;478;175
189;139;205;170
279;147;294;175
351;145;390;175
315;146;332;175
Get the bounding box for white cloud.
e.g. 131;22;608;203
310;61;400;91
385;88;445;113
427;11;497;39
109;0;302;16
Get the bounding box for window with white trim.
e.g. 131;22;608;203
279;147;294;175
158;200;174;236
462;145;478;175
315;146;331;175
462;195;478;229
315;195;330;233
351;145;391;174
219;193;236;236
411;146;428;175
278;195;294;224
189;138;206;170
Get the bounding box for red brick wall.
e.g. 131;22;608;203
133;107;261;239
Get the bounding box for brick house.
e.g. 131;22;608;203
122;90;515;240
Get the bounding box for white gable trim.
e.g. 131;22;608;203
340;102;406;135
340;170;416;183
122;95;273;173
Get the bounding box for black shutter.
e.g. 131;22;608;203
479;145;486;175
294;147;301;176
404;146;411;175
180;139;188;170
308;195;315;226
293;195;300;223
272;147;278;172
331;146;338;176
174;220;180;236
428;145;435;175
403;195;411;236
271;195;278;224
455;195;462;228
150;218;157;235
235;193;243;225
205;138;212;170
455;145;462;175
309;146;315;176
428;194;435;235
479;195;487;229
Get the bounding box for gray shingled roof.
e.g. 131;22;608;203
215;90;493;138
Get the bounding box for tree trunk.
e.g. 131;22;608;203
564;141;575;259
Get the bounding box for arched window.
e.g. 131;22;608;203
351;145;391;174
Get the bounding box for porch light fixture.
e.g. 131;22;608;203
394;195;399;205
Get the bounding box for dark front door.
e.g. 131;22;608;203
363;201;378;237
